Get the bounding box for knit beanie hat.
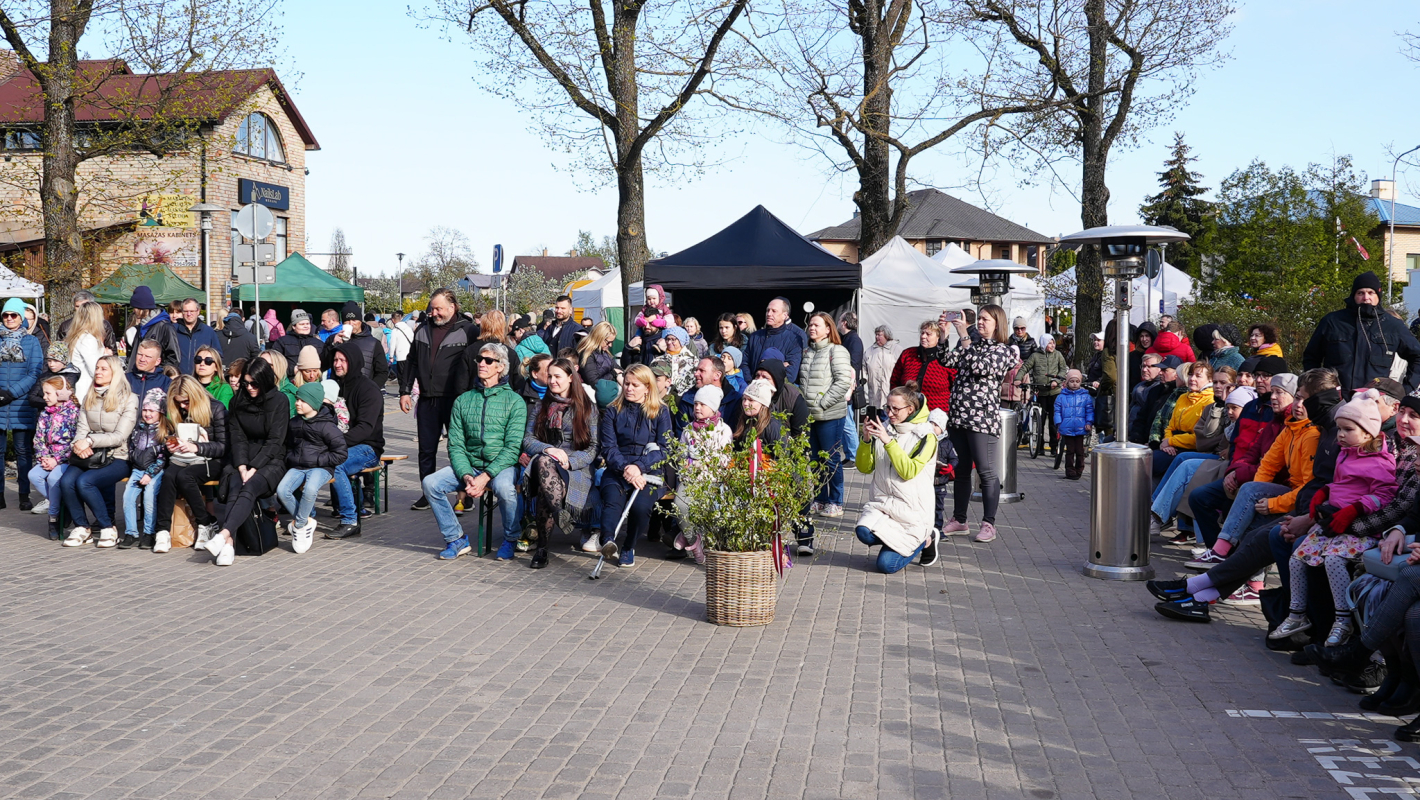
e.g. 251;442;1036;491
743;378;775;407
1224;387;1257;408
694;384;723;411
142;388;166;412
1013;316;1026;329
721;345;742;368
46;340;68;363
295;382;325;411
2;297;25;316
1335;388;1384;437
289;309;311;327
321;379;341;404
663;326;689;349
341;301;361;320
1268;373;1298;399
129;285;156;310
296;345;321;371
594;379;620;408
927;407;948;430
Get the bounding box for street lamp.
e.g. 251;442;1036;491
188;201;224;323
1056;224;1190;582
396;252;405;313
1389;145;1420;303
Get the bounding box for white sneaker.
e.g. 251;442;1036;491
214;541;235;566
820;504;844;518
292;518;315;554
96;527;119;548
152;531;171;554
200;530;226;554
580;534;601;554
30;498;48;515
63;527;91;547
195;523;219;550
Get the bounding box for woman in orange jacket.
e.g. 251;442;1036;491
1153;361;1216;479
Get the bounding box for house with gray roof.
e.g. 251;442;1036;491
1370;180;1420;283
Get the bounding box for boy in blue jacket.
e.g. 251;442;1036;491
1054;369;1094;480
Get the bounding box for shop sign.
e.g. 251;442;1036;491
238;178;289;210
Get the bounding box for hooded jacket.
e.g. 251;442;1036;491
217;312;261;366
400;315;476;399
333;340;384;455
287;403;348;469
262;309;285;341
756;358;809;437
1163;388;1215;450
125;311;180;373
270;328;324;379
1146;330;1195;362
1208;346;1244;372
1053;386;1094;437
1295;388;1345;512
1327;440;1399;512
1303;284;1420;392
743;321;808;384
855;402;937;556
448;377;526;479
323;323;389;386
228;387;291;477
27;362;79;408
1019;347;1069;397
1254;415;1320;515
172;318;222;375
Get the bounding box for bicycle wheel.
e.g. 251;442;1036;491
1027;407;1042;458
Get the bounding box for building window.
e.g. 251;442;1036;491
999;246;1011;260
3;130;40;150
234;113;286;163
1026;246;1039;268
275;217;287;259
926;240;944;256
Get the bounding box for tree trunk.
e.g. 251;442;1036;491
1073;0;1108;369
853;0;895;261
611;4;647;340
39;2;84;296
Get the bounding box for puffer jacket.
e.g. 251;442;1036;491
287;403;348;469
168;394;228;467
800;339;852;422
1053;386;1094;437
1019;348;1069;397
1328;440;1399;512
1146;330;1195;362
939;339;1016;437
1228;394;1279;482
855;403;938;556
0;330;44;430
1006;332;1037;364
75;387;138;461
1254;415;1320;515
33;399;79;463
126;418;167;476
1163;389;1215;450
1191;401;1231;459
448;378;526;479
599;400;673;477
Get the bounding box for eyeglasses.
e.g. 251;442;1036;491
195;356;217;366
887;404;911;413
478;356;500;365
1014;326;1026;331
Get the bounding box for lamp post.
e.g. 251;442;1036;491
188;202;224;323
1389;145;1420;303
396;252;405;313
1057;225;1190;581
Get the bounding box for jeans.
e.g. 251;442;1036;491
27;463;65;517
59;459;130;529
121;469;163;536
423;465;519;543
1149;453;1216;521
855;525;925;574
5;428;34;496
1216;481;1289;545
278;467;332;526
811;417;846;505
331;444;379;524
415;394;458;482
600;473;659;552
841;414;860;467
948;427;1001;524
1189;478;1231;547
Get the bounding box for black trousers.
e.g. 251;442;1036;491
1061;434;1086;478
948;427;1000;525
218;470;278;532
416;394;459;481
155;461;221;529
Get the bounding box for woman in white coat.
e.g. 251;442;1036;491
854;383;940;573
66;302;105;402
863;325;896;411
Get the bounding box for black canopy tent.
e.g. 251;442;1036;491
642;205;861;328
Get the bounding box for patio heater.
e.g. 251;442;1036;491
188;201;224;323
1057;225;1190;581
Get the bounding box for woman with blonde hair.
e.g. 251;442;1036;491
58;355;136;547
735;313;757;336
596;363;672;568
577;321;618;388
478;309;515;349
66;301;105;401
258;349;297;416
151;375;228;552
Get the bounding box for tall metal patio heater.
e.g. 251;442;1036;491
947;259;1039;308
1057;225;1190;581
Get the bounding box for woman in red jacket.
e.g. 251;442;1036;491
890;320;956;413
1146;319;1196;362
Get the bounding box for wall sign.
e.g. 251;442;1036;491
238;178;289;210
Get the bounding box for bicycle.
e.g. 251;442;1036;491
1016;383;1055;459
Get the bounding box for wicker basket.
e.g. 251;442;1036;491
704;549;778;626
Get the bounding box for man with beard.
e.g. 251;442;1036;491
400;289;477;510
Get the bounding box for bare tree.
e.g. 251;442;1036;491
421;0;751;311
961;0;1234;364
328;227;352;283
412;225;479;310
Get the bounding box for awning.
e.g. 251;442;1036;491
89;262;203;305
644;205;861;290
231;252;365;303
0;263;43;298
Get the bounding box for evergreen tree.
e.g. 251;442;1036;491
1139;133;1214;277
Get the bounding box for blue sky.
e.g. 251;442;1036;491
283;0;1420;278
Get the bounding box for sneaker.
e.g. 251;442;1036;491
291;518;316;554
973;522;997;543
1146;578;1189;602
1313;638;1377;674
325;523;361;539
213;541;235;566
1343;662;1388;695
809;502;823;515
618;550;636;569
96;527;118;548
152;531;171;554
600;539;620;562
580;533;601;554
1190;546;1209;559
29;498;47;515
495;541;516;561
919;530;939;567
820;504;844;518
1154;597;1211;623
1148;514;1164;537
1268;614;1312;640
1166;532;1194;547
1326;615;1356;647
192;524;210;551
516;538;531;552
410;496;430;511
17;494;30;512
797;544;814;557
1184;549;1227;570
453;499;466;517
358;506;375;520
116;533;138;550
942;520;970;537
1222;585;1261;606
438;537;471;560
63;527;91;547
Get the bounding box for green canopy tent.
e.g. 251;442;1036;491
90;263;203;306
231;252;364;303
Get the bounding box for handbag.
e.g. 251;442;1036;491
234;504;279;555
70;447;114;470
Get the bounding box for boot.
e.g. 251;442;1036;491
1053;448;1063;470
47;517;60;540
1397;715;1420;743
1361;674;1406;711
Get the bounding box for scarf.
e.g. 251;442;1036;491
0;325;25;363
690;412;723;434
531;379;547;400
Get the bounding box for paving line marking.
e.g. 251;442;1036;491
1227;709;1406;722
1299;738;1420;798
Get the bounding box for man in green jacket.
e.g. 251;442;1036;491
421;342;528;562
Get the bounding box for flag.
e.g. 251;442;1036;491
1352;236;1370;261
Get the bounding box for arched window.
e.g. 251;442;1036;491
234;112;286;163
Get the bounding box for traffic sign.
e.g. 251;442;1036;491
493;244;503;274
1145;249;1162;280
235;243;278;265
234;203;275;241
232;265;276;285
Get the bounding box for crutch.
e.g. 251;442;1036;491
589;474;664;579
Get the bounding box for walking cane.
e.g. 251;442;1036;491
589;474;665;579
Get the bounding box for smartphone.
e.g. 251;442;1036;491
944;311;962;323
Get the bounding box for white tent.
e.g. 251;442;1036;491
931;242;977;269
571;269;622;324
1048;262;1196;325
0;264;43;299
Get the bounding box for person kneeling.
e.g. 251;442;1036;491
854;383;939;573
279;383;348;553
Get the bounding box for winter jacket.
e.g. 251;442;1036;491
278;379;298;417
317;324;341;343
1146;330;1195;362
70;331;101;402
33;399;78;463
125;311;180;373
75;388;138;461
757;358;810;437
1053;387;1094;437
448;378;526;480
389;321;415;362
892;346;955;414
1006;332;1038;364
172;320;222;375
1350;436;1420;540
1295;388;1345;513
1254;416;1321;515
744;322;808;384
540;318;584;356
27;364;79;408
1304;298;1420;392
1191;401;1232;459
599;400;673;478
228;389;290;472
579;350;616;389
1019;348;1069;397
325;341;382;455
1127;379;1171;444
1208;346;1244;372
201;377;234;408
939;339;1015;437
400;316;476;399
262;309;285;342
1163;389;1215;451
125;418;167;476
0;330;43;430
1149;386;1187;446
1228;395;1279;483
515;330;551;366
270;330;324;380
864;342;895;410
286;404;348;469
217;313;261;367
855;403;938;556
522;396;600;513
1328;441;1399;512
125;368;171;401
322;325;389;386
168;395;228;467
800;338;852;423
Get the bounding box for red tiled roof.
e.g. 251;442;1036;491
0;61;319;149
509;256;605;282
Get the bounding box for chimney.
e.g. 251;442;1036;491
1373;179;1396;202
541;248;548;257
0;50;19;83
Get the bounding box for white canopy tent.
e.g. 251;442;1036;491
0;264;43;300
931;242;977;269
1047;262;1196;326
571;269;622;324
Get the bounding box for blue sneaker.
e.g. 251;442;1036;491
438;537;471;560
495;541;517;561
618;549;636;569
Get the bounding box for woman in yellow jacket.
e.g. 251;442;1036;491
1247;324;1284;358
1154;361;1215;479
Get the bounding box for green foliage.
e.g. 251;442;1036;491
1175;289;1330;364
665;419;826;553
571;230;619;271
503;266;563;315
1139;133;1214;278
1047;247;1076;277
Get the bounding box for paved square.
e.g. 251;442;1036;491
0;404;1410;799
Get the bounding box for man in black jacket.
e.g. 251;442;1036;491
270;310;323;379
327;340;385;539
539;295;584;356
217;310;260;366
125;286;180;372
322;301;389;387
1303;271;1420;392
399;289;477;510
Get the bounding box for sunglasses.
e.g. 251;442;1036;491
195;356;217;366
478;356;500;365
1;312;19;319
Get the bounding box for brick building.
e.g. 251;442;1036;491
0;53;318;310
1370;179;1420;284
